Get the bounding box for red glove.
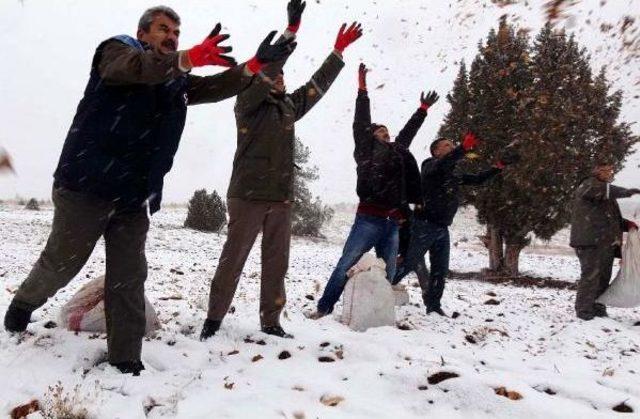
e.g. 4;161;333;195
334;22;363;53
462;132;480;151
627;220;639;231
188;24;236;68
358;63;368;91
495;161;506;170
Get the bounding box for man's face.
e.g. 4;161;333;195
594;164;614;182
137;13;180;54
373;126;390;143
272;73;286;94
433;139;455;158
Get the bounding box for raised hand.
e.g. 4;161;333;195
358;63;368;91
420;91;439;110
462;132;480;151
187;23;237;68
287;0;306;33
334;22;363;53
247;31;297;73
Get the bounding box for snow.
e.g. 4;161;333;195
2;204;640;418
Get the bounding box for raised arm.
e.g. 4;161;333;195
98;40;185;85
461;167;501;185
396;91;439;149
421;146;465;176
422;132;480;176
234;31;297;115
576;178;639;201
353;63;373;161
288;22;361;121
186;66;246;106
99;24;235;86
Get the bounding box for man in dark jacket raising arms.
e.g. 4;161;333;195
200;2;363;340
393;135;516;316
570;161;639;320
3;6;292;375
313;63;439;318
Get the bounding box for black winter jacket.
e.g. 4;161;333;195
420;146;501;226
353;90;424;210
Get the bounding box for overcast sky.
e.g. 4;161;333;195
0;0;638;204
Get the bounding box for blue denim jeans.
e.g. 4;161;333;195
393;218;450;310
317;214;399;314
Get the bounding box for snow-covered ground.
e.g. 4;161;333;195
2;204;640;418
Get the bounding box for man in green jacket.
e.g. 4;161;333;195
200;4;363;340
2;6;293;375
570;161;639;320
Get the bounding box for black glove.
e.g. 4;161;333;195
257;31;297;62
629;188;640;195
247;31;298;73
500;149;521;165
420;91;440;110
287;0;306;31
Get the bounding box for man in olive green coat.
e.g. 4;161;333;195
200;9;363;340
570;161;639;320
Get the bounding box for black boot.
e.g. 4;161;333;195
261;325;294;339
594;304;608;318
110;361;145;376
4;302;32;333
427;307;448;317
200;319;222;341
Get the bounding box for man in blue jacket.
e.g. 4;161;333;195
3;6;292;375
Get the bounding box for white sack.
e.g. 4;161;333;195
597;229;640;308
392;284;411;306
59;276;160;334
341;254;395;331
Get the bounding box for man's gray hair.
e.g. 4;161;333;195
138;6;181;32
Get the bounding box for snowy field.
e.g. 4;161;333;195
2;204;640;418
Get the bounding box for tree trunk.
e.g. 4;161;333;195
504;242;525;277
486;225;504;272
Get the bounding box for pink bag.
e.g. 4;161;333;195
59;276;160;334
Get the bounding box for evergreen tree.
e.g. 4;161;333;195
24;198;40;211
437;61;470;142
464;17;534;274
438;19;638;276
184;189;227;233
292;138;333;238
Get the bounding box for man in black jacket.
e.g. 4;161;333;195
393;135;514;316
314;63;439;317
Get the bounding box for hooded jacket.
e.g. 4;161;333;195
353;90;424;211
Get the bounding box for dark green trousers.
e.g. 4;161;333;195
575;245;615;319
12;186;149;363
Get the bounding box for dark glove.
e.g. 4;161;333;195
287;0;306;33
420;91;439;110
246;31;297;73
496;149;521;168
358;63;368;91
629;188;640;195
334;22;363;53
187;23;236;68
627;220;639;231
462;132;480;152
